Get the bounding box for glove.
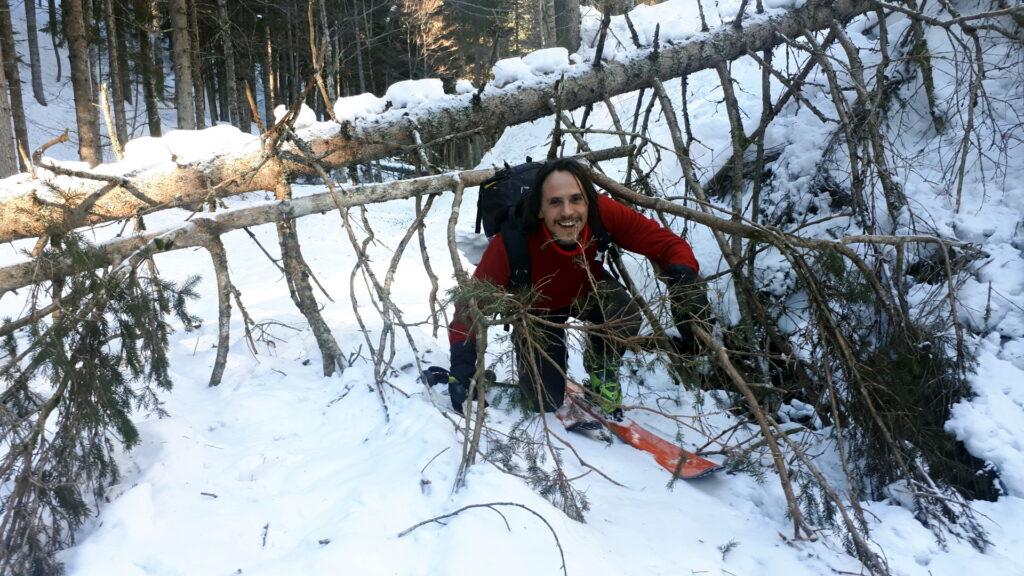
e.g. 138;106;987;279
664;264;714;354
448;340;476;415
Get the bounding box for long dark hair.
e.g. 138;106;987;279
520;158;602;234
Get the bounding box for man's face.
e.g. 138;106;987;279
538;170;589;244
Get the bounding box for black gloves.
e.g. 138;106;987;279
448;340;476;415
663;264;714;355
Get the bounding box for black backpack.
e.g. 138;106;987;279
476;159;616;292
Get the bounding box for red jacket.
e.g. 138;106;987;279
449;194;699;345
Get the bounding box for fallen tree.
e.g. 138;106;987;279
0;0;873;245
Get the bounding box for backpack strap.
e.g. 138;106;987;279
500;219;531;293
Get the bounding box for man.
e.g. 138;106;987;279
447;158;709;416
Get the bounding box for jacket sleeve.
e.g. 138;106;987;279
447;234;512;346
598;195;700;274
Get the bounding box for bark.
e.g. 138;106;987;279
136;0;161;135
0;0;28;169
554;0;580;52
62;0;103;166
216;0;238;124
168;0;196;129
188;0;206;128
0;0;873;243
105;0;129;145
24;0;47;105
0;42;16;177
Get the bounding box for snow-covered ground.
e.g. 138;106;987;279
2;0;1023;574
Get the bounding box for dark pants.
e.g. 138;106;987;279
513;273;642;412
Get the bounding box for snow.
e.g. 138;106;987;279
946;334;1024;496
455;79;475;95
273;103;319;130
523;47;570;75
2;0;1024;574
333;92;387;123
384;78;446;110
491;57;536;89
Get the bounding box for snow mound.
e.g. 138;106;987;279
333;93;387;123
523;47;570;75
492;57;535;88
946;335;1024;496
455;79;475;95
158;125;259;165
273;104;319;130
385;79;445;109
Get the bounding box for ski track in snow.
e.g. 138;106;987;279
2;0;1024;574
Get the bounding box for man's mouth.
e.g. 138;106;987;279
556;219;581;231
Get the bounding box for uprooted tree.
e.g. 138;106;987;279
1;0;1021;573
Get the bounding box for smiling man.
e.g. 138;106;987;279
447;158;710;417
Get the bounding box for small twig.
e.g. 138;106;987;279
397;502;568;576
420;447;450;474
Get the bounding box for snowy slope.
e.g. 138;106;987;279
1;0;1023;575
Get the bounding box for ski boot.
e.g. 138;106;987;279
583;368;624;421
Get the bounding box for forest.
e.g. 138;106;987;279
0;0;1022;575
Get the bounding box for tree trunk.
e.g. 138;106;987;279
354;27;366;94
168;0;196;129
0;42;17;177
105;0;129;145
205;58;219;124
317;0;335;101
115;0;132;105
150;0;165;100
24;0;47;105
236;56;250;132
554;0;580;52
136;0;161;135
85;0;99;102
187;0;205;128
543;0;557;48
215;0;238;125
262;24;274;126
216;53;229;121
47;0;62;82
0;0;29;169
62;0;103;166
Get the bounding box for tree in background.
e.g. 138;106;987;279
0;42;16;177
62;0;102;166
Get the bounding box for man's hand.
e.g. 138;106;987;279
449;340;476;415
664;264;714;354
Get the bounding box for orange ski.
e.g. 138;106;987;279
567;382;723;479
